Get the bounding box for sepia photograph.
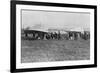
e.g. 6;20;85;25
11;1;97;72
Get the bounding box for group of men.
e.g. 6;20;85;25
21;30;90;40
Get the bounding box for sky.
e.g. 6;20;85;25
22;10;90;31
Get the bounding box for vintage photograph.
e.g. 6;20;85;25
21;10;90;63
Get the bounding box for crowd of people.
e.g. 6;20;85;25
21;30;90;40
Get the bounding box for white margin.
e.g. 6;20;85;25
16;4;94;69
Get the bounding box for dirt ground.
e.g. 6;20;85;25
21;39;90;63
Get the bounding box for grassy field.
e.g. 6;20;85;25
21;39;90;63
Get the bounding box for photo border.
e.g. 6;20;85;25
10;0;97;72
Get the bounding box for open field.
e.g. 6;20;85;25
21;39;90;63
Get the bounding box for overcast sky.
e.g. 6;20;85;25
22;10;90;31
